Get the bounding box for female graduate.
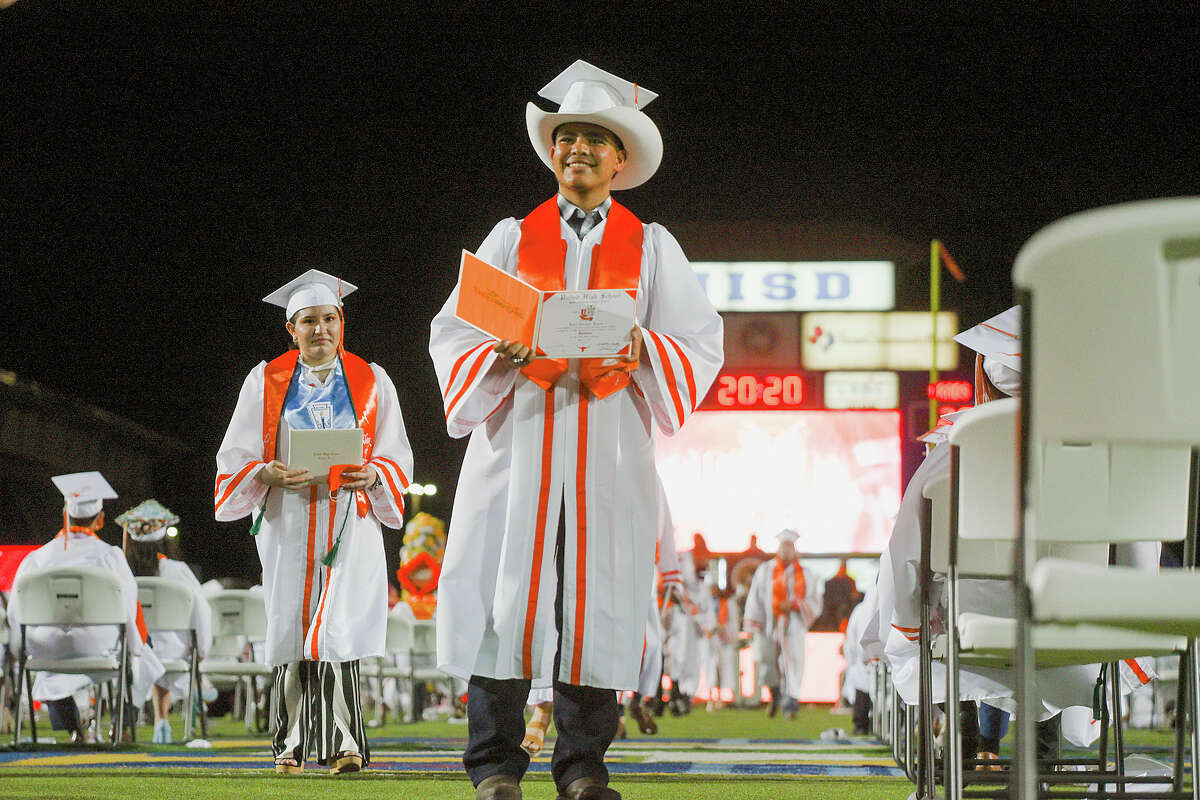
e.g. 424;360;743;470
117;499;214;744
215;269;413;774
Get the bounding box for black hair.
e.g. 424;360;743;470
551;122;625;152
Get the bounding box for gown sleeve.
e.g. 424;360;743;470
742;564;767;632
214;364;270;522
364;364;415;530
428;220;521;439
632;224;725;435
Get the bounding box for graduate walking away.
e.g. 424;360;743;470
429;61;724;800
215;270;414;774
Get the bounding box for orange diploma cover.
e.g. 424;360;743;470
454;250;638;358
455;251;541;348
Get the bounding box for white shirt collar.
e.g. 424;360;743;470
556;194;611;222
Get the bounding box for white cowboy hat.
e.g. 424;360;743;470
525;60;663;191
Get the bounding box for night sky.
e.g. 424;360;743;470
5;7;1197;580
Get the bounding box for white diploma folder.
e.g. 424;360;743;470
287;428;364;483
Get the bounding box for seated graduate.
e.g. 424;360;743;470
9;472;163;742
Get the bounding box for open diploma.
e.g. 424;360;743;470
454;250;637;358
287;428;363;483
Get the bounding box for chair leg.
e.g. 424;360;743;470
13;655;24;746
25;665;37;745
944;574;963;800
1109;661;1126;795
183;666;195;742
114;637;128;749
1173;651;1187;795
1189;639;1200;800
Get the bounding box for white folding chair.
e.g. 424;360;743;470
0;597;12;735
1012;196;1200;799
937;399;1184;799
382;614;444;723
11;565;133;748
198;590;271;732
136;577;201;740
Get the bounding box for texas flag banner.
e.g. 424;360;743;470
454;250;637;359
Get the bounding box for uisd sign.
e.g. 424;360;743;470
691;261;895;312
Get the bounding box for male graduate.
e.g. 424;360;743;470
742;528;822;719
8;472;163;741
429;61;724;800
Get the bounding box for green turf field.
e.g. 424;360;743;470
0;701;1184;799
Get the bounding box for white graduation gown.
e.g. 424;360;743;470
841;589;876;703
430;212;723;690
215;359;413;666
8;532;164;704
638;481;683;698
663;553;712;697
743;558;822;700
878;442;1155;743
150;557;214;696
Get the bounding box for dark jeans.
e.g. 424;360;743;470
464;675;619;790
463;508;621;792
852;689;872;734
978;702;1010;753
45;697;81;733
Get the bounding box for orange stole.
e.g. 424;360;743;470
771;558;806;620
262;350;379;517
516;197;643;399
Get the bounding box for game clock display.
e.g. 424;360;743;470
699;372;820;410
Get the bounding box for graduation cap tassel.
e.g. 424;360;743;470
322;497;351;567
248;503;266;536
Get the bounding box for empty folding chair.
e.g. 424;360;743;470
11;565;133;748
199;589;271;732
939;399;1184;799
1013;196;1200;799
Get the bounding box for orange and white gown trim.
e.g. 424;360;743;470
429;203;723;690
214;354;413;666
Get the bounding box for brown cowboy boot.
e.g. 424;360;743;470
476;774;522;800
558;776;621;800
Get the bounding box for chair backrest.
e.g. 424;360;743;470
949;398;1019;542
385;614;415;652
207;589;267;641
1014;198;1200;547
135;577;196;634
410;620;436;656
13;565;127;626
1030;438;1192;544
922;473;953;575
1013;197;1200;444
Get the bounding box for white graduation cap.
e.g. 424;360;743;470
52;471;117;519
954;306;1022;396
262;269;358;320
526;59;663;191
775;528;800;545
